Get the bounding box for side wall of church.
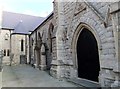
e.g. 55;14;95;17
29;15;55;70
36;16;54;69
29;1;120;87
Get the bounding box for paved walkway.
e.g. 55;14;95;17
2;64;84;88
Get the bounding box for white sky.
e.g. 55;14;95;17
0;0;54;17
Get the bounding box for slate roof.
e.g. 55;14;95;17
2;11;45;34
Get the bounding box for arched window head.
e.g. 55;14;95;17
4;33;9;40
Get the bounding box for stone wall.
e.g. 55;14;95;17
51;1;119;87
11;34;29;64
0;29;11;64
29;31;36;64
29;1;120;87
0;30;29;64
110;2;120;87
29;14;55;70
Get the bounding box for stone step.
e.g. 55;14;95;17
67;78;101;89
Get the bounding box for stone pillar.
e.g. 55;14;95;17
40;43;46;70
34;44;41;68
51;0;73;79
55;0;66;79
110;2;120;87
35;50;40;68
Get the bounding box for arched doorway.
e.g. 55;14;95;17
77;28;100;82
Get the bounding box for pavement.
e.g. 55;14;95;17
1;64;85;88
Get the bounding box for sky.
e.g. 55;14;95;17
0;0;53;17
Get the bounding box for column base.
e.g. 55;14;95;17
39;65;46;70
111;80;120;87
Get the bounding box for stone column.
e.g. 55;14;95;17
34;43;41;68
110;2;120;87
35;50;39;68
40;43;46;70
55;0;66;78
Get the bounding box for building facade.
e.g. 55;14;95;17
0;1;120;87
0;29;12;63
0;11;44;64
29;1;120;87
11;34;29;64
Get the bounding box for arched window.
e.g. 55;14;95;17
38;32;42;40
48;23;54;53
4;49;6;56
21;39;24;51
37;32;42;47
32;38;34;46
7;49;10;56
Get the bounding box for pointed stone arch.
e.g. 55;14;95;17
72;23;101;67
71;23;102;82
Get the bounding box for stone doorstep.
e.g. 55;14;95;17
67;78;101;89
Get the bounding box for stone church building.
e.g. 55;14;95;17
0;11;44;64
0;0;120;87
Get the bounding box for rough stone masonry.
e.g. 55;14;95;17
1;0;119;87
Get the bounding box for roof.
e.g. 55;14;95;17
30;11;54;35
2;11;45;34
